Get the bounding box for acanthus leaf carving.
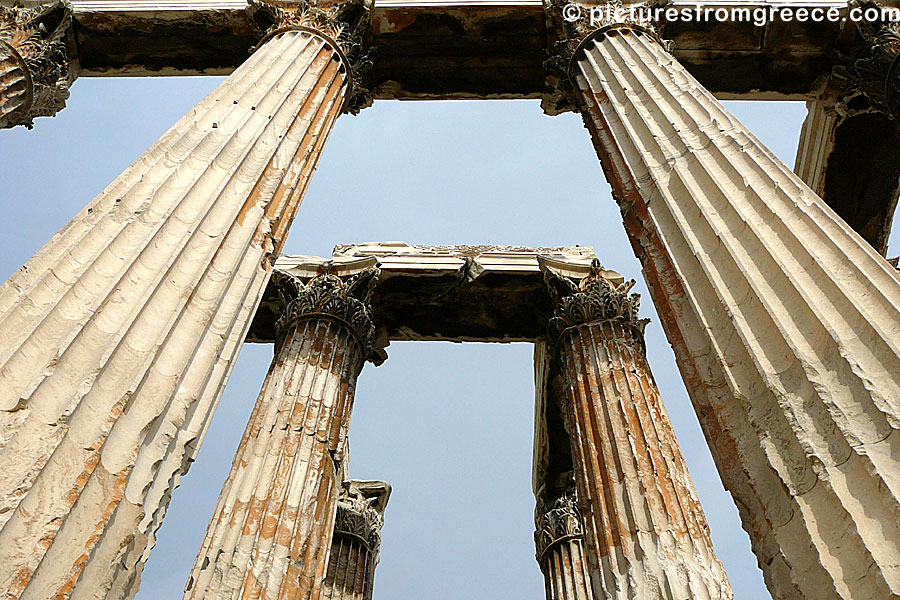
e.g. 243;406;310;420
534;481;584;562
545;258;649;351
0;0;74;129
334;480;391;556
838;0;900;119
275;265;381;364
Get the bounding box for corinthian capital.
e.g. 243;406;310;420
275;266;381;363
840;0;900;119
542;0;668;113
545;259;649;349
247;0;373;113
534;486;584;561
0;0;74;129
335;480;391;554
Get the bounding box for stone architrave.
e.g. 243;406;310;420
322;480;391;600
545;261;733;600
534;476;593;600
0;0;74;129
184;268;382;600
545;1;900;597
0;1;372;597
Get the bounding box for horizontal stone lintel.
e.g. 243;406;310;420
71;0;858;99
246;242;623;343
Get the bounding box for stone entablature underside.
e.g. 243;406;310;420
72;0;843;100
246;242;624;344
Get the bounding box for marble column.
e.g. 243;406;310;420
546;263;732;600
545;2;900;598
534;476;593;600
0;0;74;129
185;268;381;600
322;480;391;600
794;100;837;199
0;1;371;597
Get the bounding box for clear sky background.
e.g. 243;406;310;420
1;75;898;600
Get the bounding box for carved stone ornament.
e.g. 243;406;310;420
0;0;74;129
542;0;669;114
545;258;649;350
838;0;900;119
274;266;380;363
334;480;391;554
247;0;374;113
534;487;584;561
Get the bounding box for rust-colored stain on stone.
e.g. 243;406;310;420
186;271;372;599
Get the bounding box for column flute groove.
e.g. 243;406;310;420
534;476;594;600
545;262;733;600
184;269;383;600
322;480;391;600
544;2;900;597
0;1;372;597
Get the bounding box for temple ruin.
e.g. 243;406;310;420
2;0;900;598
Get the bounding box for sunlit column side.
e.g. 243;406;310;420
545;2;900;598
545;262;733;600
0;0;74;129
322;480;391;600
534;475;593;600
0;1;373;597
184;269;382;600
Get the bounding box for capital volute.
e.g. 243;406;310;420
0;0;75;129
247;0;374;114
334;480;391;555
274;266;384;365
545;258;649;351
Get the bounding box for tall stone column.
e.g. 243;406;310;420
0;1;372;597
534;476;593;600
545;264;732;600
185;268;382;600
322;480;391;600
794;100;837;199
0;0;74;129
545;2;900;598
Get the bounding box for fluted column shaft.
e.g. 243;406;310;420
0;9;362;597
185;270;379;600
548;269;732;600
322;480;390;600
561;13;900;600
535;489;593;600
794;100;837;199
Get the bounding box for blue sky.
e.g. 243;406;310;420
1;75;897;599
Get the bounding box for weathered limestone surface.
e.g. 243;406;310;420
0;2;366;595
322;480;391;600
546;263;732;600
185;269;381;600
251;243;616;343
550;3;900;597
534;477;593;600
0;0;75;129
